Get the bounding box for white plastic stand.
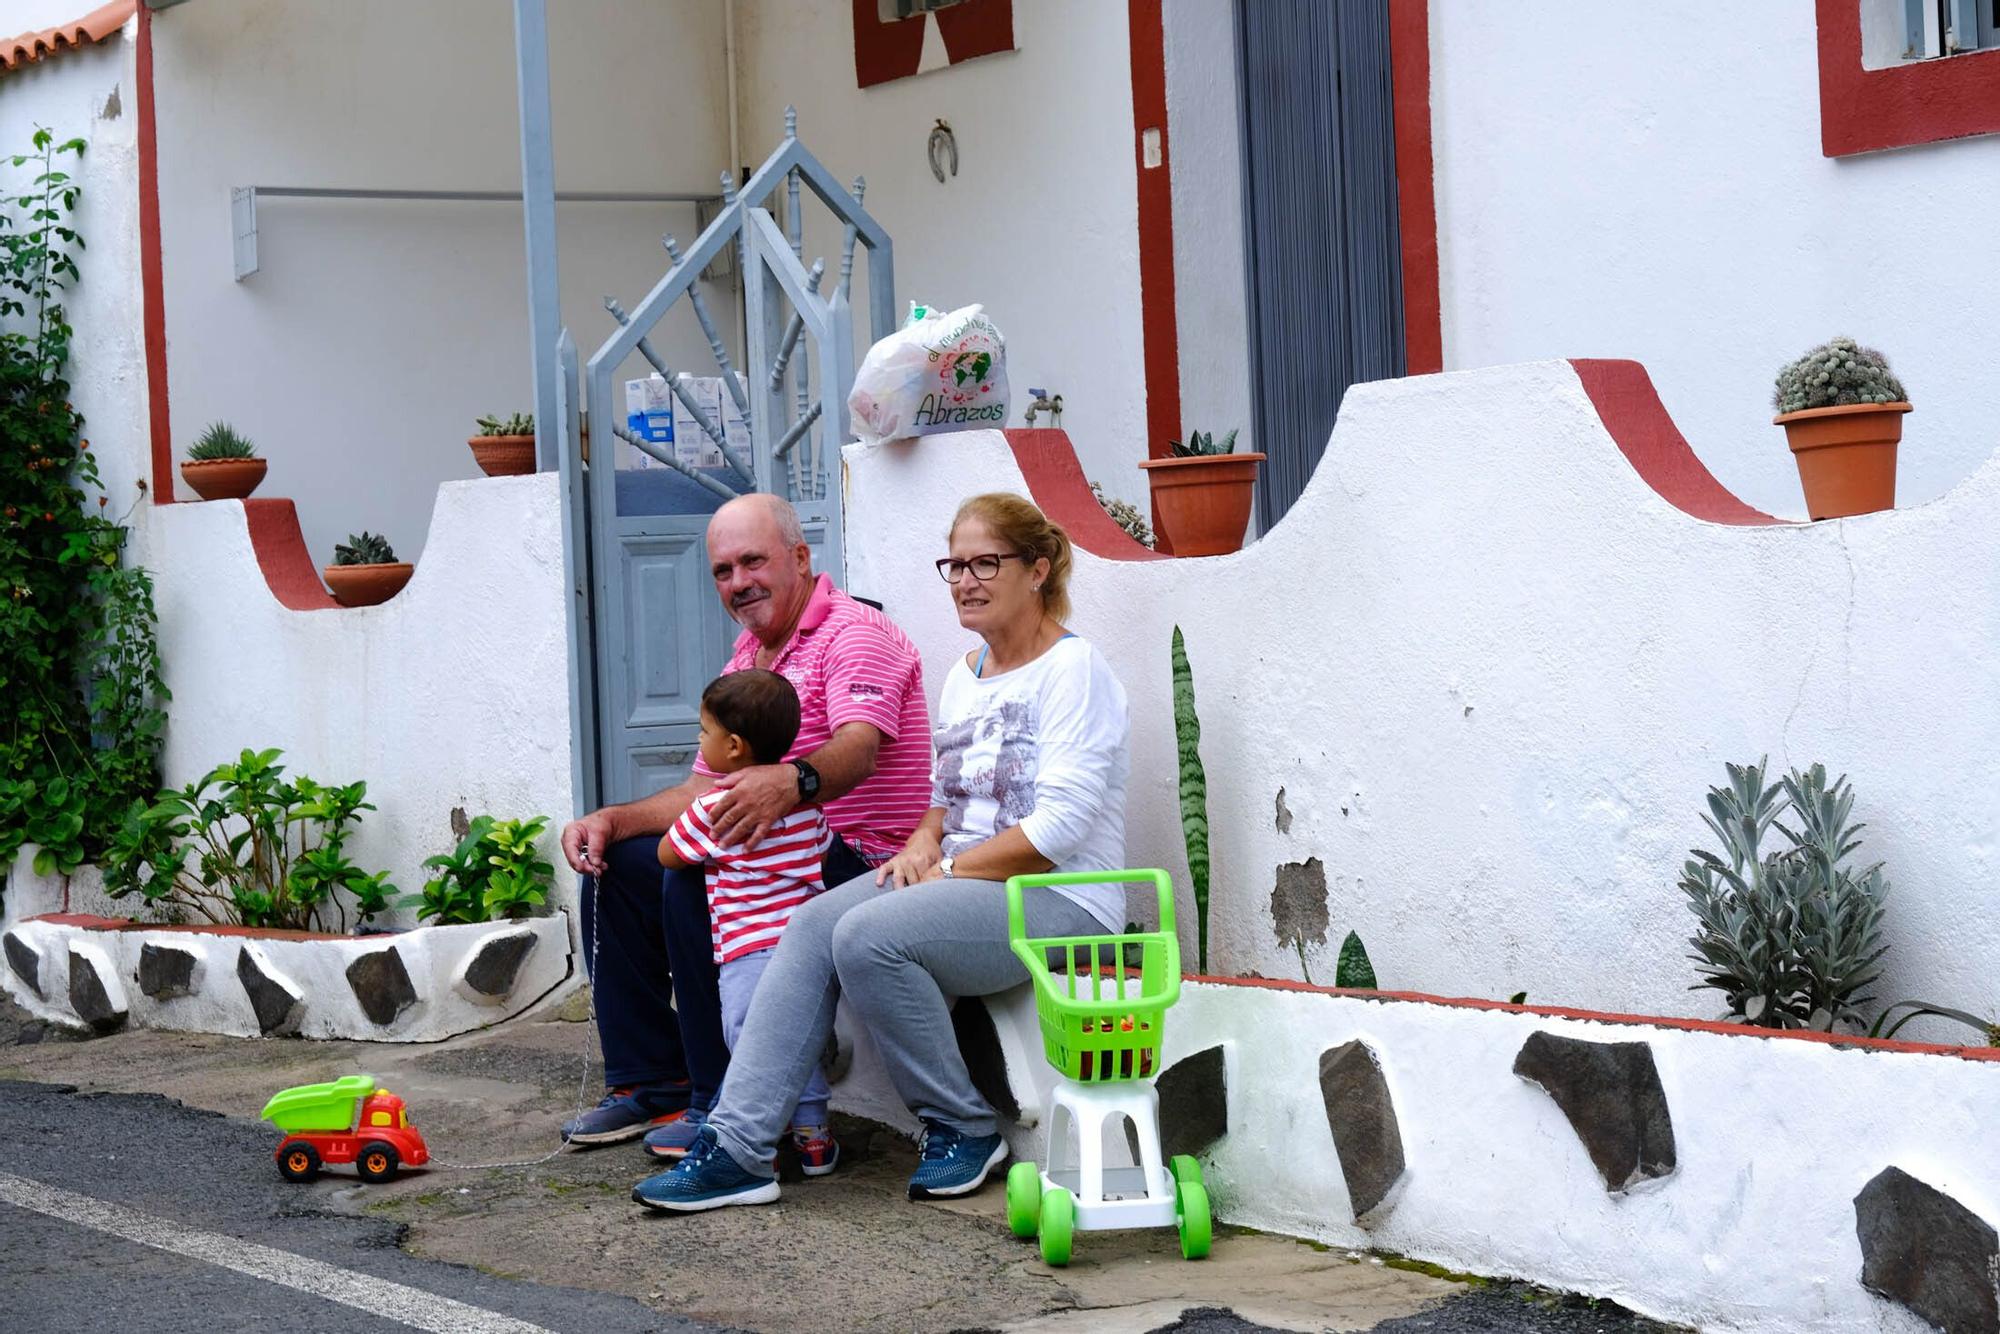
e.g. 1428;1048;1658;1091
1039;1077;1177;1230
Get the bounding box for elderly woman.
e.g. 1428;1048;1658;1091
635;491;1130;1211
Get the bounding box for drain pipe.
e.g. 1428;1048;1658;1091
724;0;744;361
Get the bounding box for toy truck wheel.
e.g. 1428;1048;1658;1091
356;1141;400;1183
1176;1180;1212;1260
1168;1154;1203;1189
1037;1187;1075;1267
1006;1162;1042;1238
277;1140;321;1183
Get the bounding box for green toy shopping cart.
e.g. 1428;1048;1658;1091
1002;869;1211;1266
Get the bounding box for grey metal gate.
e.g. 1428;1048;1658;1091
561;115;895;809
1237;0;1406;531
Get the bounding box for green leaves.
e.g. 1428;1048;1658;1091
1171;626;1211;973
474;412;535;437
333;531;397;566
404;813;554;925
1334;931;1377;989
1168;428;1239;458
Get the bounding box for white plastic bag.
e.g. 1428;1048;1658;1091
848;301;1009;444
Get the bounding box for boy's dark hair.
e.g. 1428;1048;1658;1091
701;669;802;764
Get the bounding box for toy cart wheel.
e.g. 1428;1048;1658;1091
1168;1154;1203;1189
1037;1187;1075;1267
1176;1179;1212;1260
277;1140;321;1183
356;1141;399;1184
1006;1161;1042;1238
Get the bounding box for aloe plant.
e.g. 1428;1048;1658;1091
1168;428;1238;459
333;532;397;566
1172;626;1210;972
186;422;257;460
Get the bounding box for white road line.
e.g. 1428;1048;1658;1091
0;1171;558;1334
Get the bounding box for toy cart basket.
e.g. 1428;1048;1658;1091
260;1075;375;1132
1006;870;1181;1084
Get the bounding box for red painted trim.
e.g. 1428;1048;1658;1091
241;499;339;610
1186;972;2000;1065
1815;0;2000;155
1388;0;1442;375
1569;359;1786;526
32;912;350;942
1128;0;1181;460
136;1;173;503
1003;428;1168;561
934;0;1014;65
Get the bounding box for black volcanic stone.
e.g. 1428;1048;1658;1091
462;931;536;1000
4;930;42;998
1513;1031;1676;1192
953;997;1020;1123
138;943;198;1000
1319;1039;1405;1220
236;946;301;1036
345;947;417;1027
66;950;125;1034
1855;1165;2000;1333
1158;1044;1228;1160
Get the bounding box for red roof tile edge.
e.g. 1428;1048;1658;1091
1;1;137;74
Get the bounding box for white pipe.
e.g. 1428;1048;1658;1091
724;0;745;363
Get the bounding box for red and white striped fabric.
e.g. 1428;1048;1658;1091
667;789;834;964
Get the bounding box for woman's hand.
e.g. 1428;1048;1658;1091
875;832;942;889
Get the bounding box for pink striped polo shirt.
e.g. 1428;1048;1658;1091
667;790;833;963
695;573;930;865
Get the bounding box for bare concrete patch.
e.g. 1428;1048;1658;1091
1270;858;1329;953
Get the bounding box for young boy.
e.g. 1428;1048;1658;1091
657;668;840;1174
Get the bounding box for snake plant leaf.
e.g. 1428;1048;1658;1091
1171;625;1210;973
1335;930;1376;989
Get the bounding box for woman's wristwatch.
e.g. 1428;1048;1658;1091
937;855;956;879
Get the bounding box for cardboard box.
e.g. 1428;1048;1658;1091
672;375;725;470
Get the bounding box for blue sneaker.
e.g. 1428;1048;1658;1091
643;1107;708;1160
907;1119;1008;1200
561;1085;686;1146
632;1125;780;1212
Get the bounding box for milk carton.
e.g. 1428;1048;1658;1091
623;374;675;469
672;375;726;470
722;372;753;467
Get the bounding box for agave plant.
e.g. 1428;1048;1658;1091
474;412;535;437
333;531;398;566
186;422;257;460
1168;428;1238;459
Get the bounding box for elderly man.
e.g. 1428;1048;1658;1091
559;494;931;1152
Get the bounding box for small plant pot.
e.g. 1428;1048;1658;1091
1775;403;1909;520
469;435;536;477
1138;452;1266;557
322;562;413;607
180;458;268;501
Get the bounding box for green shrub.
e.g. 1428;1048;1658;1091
406;815;554;925
333;531;396;566
1773;337;1907;414
185;422;256;460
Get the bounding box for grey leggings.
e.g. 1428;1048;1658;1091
706;871;1102;1178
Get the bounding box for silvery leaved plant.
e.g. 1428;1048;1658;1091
1773;337;1907;414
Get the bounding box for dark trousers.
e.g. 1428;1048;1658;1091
578;832;869;1109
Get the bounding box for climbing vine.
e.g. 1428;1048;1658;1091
0;128;168;885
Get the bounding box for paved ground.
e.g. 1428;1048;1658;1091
0;990;1684;1333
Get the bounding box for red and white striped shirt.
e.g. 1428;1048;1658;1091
667;789;834;964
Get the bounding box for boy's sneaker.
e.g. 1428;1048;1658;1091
562;1084;687;1146
907;1118;1007;1200
643;1107;708;1160
631;1125;780;1212
790;1125;840;1177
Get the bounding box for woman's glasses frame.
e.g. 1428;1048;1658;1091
935;552;1035;584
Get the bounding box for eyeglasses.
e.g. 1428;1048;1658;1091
935;552;1034;583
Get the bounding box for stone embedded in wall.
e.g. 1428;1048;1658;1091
1319;1039;1406;1221
1855;1166;2000;1334
1158;1044;1228;1160
455;928;537;1005
1512;1031;1676;1192
953;996;1021;1124
345;948;417;1027
4;930;43;998
138;943;200;1000
66;948;126;1034
237;946;302;1036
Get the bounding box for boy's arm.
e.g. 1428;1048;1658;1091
658;798;718;870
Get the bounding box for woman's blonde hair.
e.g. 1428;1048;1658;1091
949;492;1074;623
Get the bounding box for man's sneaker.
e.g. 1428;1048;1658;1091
907;1119;1007;1200
643;1107;708;1160
631;1125;780;1212
790;1125;840;1177
562;1085;686;1146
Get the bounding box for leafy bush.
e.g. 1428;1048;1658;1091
1773;337;1907;414
333;531;397;566
185;422;256;460
102;748;395;931
406;815;554;925
474;412;534;437
1168;428;1237;459
1090;481;1154;548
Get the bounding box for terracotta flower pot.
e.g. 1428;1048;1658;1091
469;435;536;477
1138;452;1267;557
1774;402;1910;520
180;457;268;501
321;562;413;607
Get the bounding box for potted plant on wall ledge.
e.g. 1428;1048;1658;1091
180;422;267;501
470;412;536;477
1138;429;1265;557
1773;337;1910;519
322;531;412;607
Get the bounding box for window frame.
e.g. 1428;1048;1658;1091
1818;0;2000;155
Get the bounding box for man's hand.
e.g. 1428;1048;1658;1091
561;810;615;876
707;764;801;849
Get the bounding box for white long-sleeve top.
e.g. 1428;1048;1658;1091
931;635;1129;929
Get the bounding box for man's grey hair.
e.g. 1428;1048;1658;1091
767;495;807;548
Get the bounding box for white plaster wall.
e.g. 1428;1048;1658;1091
1430;0;2000;521
734;0;1152;510
844;361;2000;1043
151;0;735;565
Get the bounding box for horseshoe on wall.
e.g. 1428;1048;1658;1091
928;119;958;183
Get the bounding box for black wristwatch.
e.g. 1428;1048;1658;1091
790;758;822;802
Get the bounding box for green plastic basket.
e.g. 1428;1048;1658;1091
1007;869;1182;1083
260;1075;375;1133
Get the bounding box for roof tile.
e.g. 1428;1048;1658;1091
0;0;137;75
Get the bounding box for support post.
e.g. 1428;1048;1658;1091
513;0;562;471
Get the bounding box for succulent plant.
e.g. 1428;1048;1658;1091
1089;481;1154;548
1168;428;1238;459
1773;337;1907;414
475;412;535;437
186;422;257;461
333;531;398;566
